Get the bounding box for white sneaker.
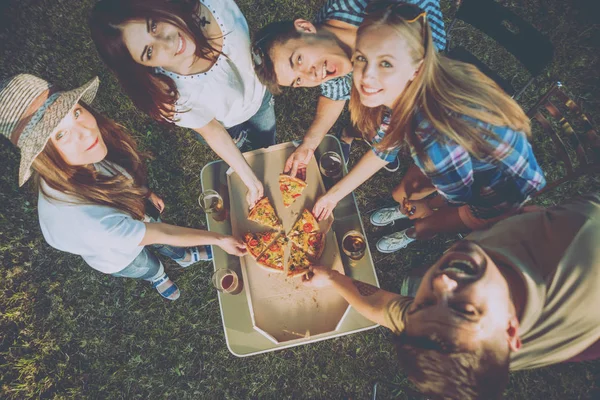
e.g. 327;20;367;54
376;229;416;253
370;205;408;226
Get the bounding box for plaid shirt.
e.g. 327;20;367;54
370;109;400;162
317;0;447;101
409;112;546;218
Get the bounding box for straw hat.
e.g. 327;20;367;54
0;74;100;186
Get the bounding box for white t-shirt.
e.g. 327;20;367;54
37;161;147;274
157;0;266;129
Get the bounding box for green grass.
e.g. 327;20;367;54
1;0;599;398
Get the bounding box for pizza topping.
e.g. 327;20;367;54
287;243;313;276
279;174;307;208
303;223;313;233
248;197;282;230
269;244;280;251
249;239;259;246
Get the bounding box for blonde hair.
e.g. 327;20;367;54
349;3;531;165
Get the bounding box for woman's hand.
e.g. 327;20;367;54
246;180;264;209
218;236;247;257
302;266;337;288
405;197;434;220
284;142;315;179
312;192;339;221
148;192;165;213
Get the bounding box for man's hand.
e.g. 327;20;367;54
284;142;315;179
148;192;165;213
302;266;336;288
218;236;247;257
312;192;338;221
246;181;264;209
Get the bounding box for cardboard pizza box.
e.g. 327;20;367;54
227;142;350;343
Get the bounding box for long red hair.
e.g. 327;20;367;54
32;104;149;220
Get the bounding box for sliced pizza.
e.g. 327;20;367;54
256;235;288;272
248;197;282;230
279;174;307;208
289;209;319;236
243;231;277;259
289;231;325;259
287;243;313;278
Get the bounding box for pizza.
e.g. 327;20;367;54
287;243;313;277
279;174;307;208
256;235;288;272
243;231;277;259
289;231;325;259
248;197;282;230
289;209;319;236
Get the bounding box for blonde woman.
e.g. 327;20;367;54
313;1;545;252
0;74;246;301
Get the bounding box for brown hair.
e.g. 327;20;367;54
32;103;149;220
394;332;510;400
90;0;221;122
251;20;303;95
349;2;531;167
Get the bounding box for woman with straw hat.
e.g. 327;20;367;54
0;74;246;300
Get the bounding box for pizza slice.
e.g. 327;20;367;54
279;174;307;208
256;235;288;272
289;231;325;259
289;209;319;236
248;197;282;230
243;231;277;259
287;243;313;278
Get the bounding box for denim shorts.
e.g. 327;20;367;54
193;89;277;150
112;244;186;282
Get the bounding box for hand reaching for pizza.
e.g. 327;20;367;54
246;181;264;209
218;236;248;257
312;193;338;221
284;142;314;179
302;266;336;288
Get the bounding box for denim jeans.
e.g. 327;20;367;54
226;89;277;150
112;244;186;282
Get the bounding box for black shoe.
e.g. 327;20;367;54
384;155;400;172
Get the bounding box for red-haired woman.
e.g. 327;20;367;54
0;74;246;300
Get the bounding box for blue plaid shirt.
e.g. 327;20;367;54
373;111;547;218
317;0;447;101
371;109;399;162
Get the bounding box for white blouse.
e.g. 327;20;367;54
156;0;265;129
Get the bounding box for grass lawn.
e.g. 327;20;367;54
1;0;599;398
